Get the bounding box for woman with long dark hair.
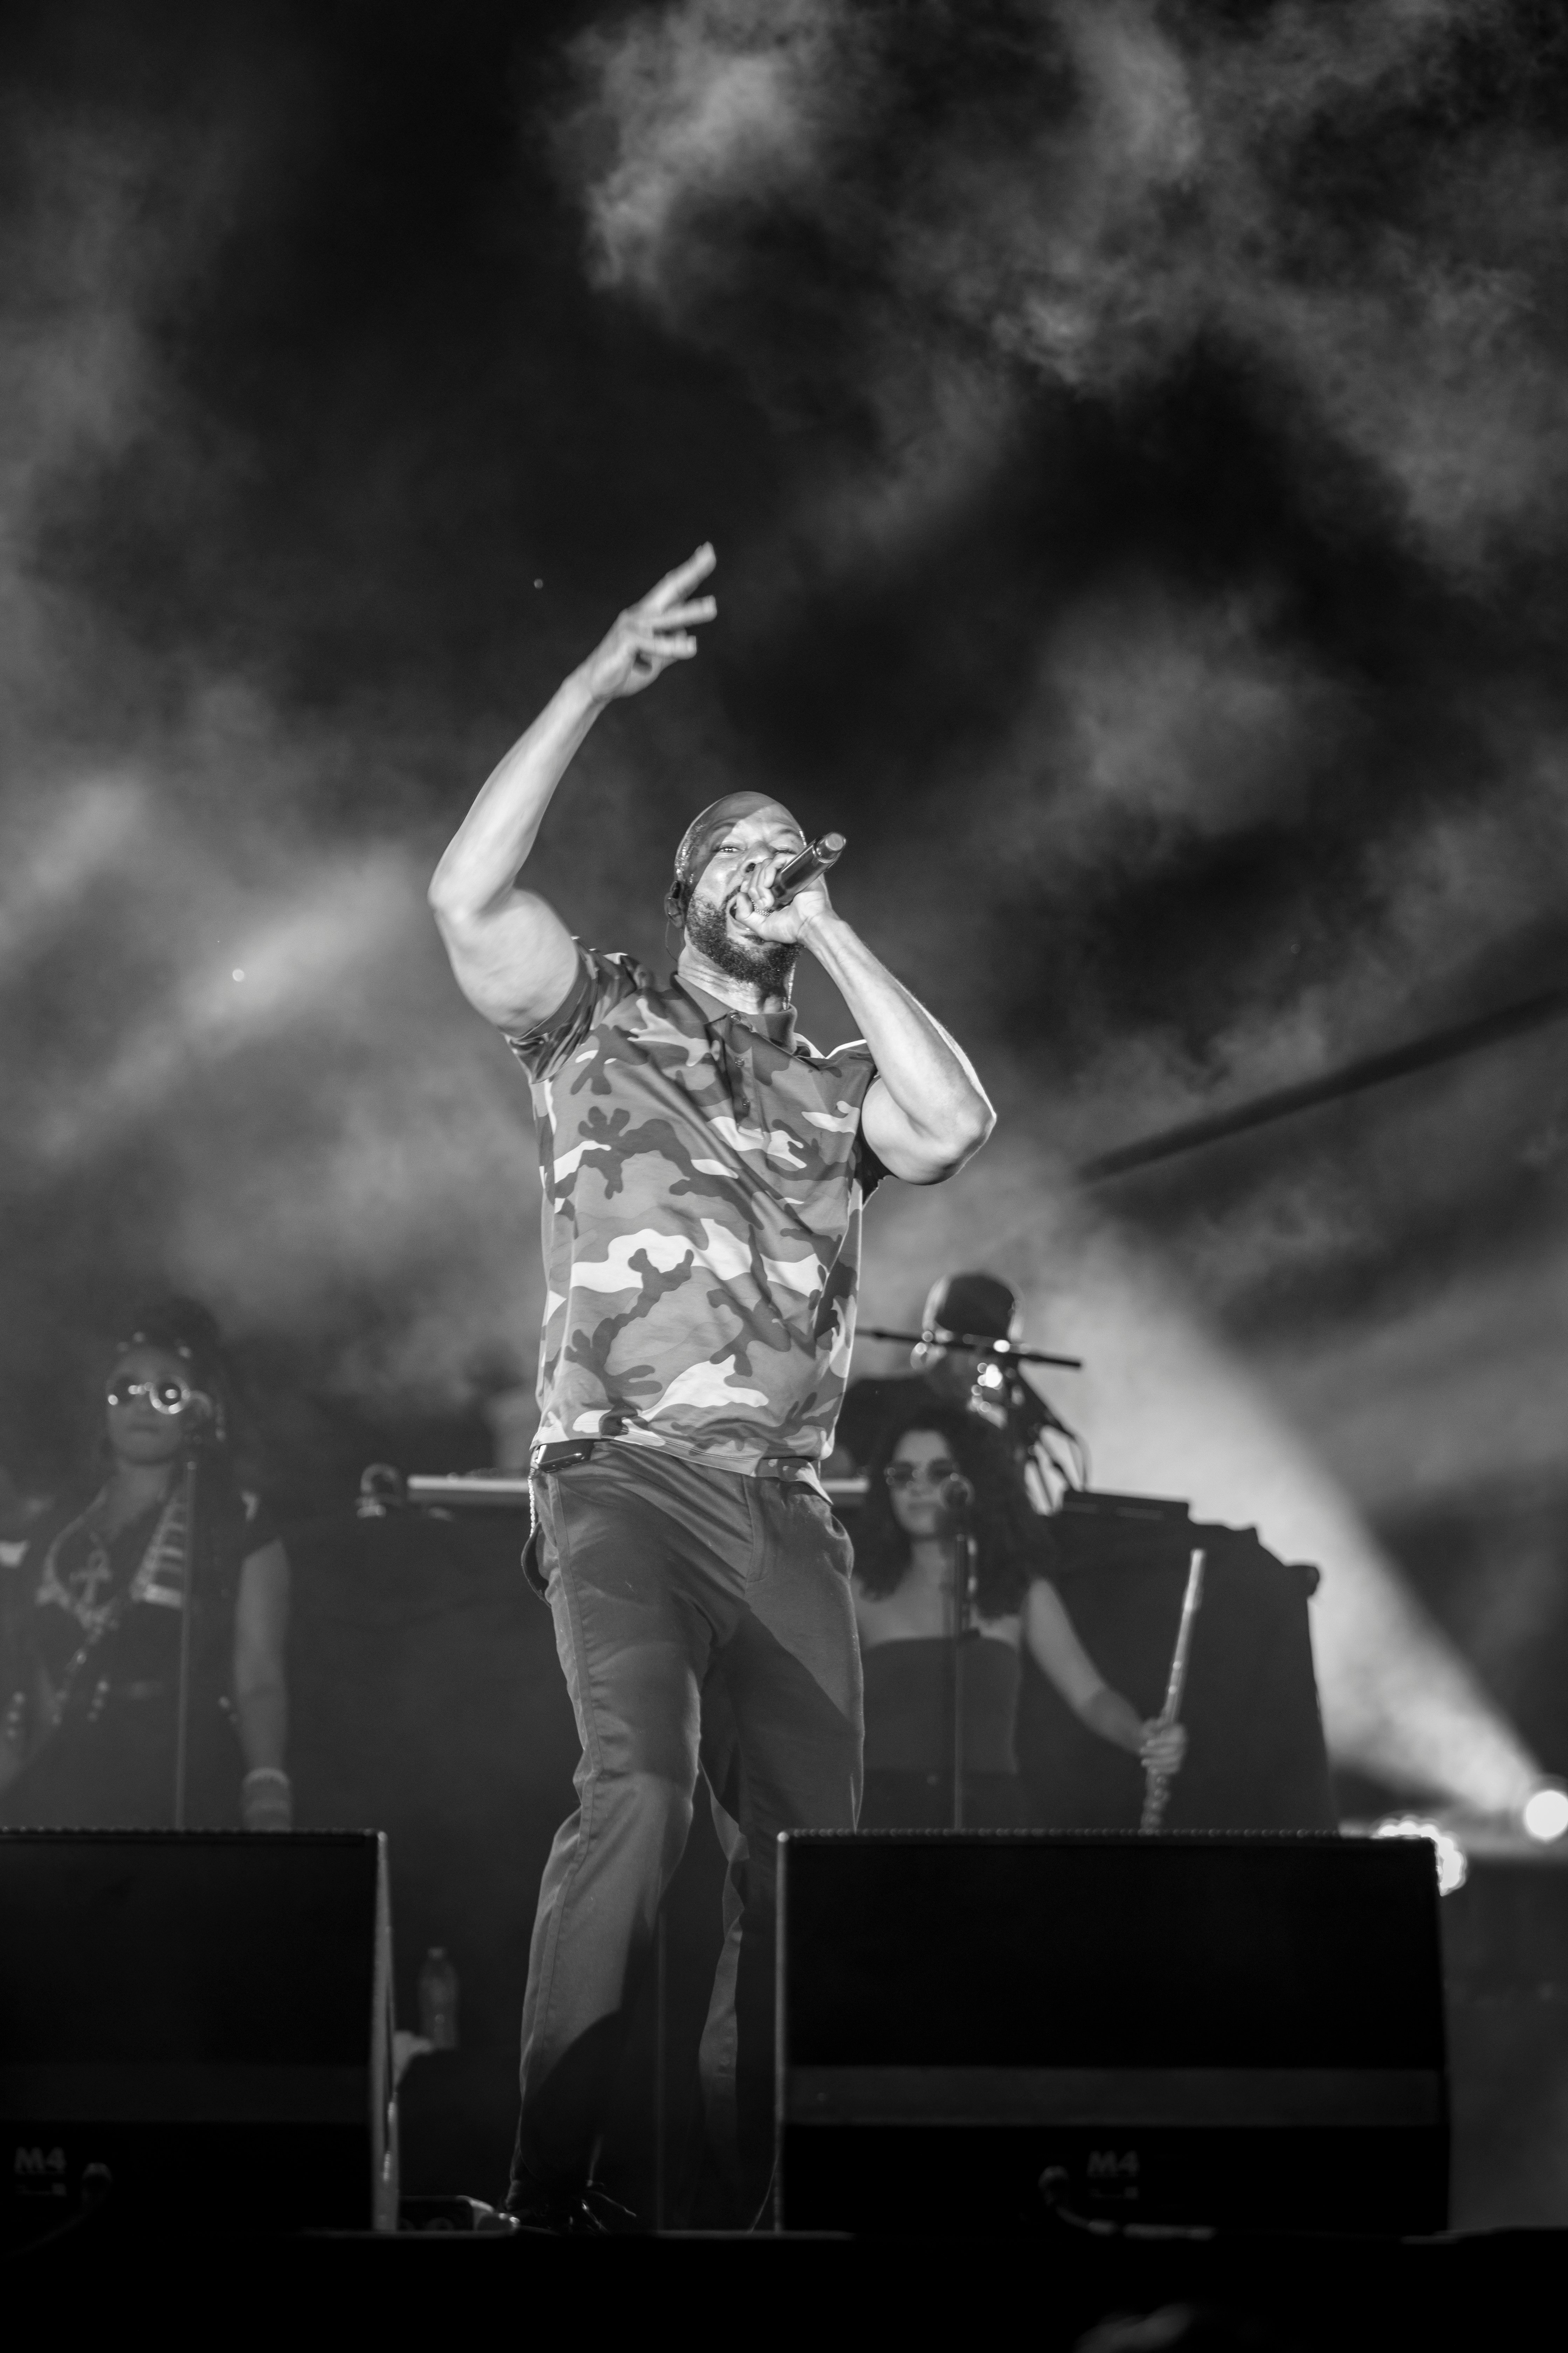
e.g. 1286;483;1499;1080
0;1299;291;1831
853;1399;1184;1828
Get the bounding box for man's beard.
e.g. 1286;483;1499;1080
683;895;799;989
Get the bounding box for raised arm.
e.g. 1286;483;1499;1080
730;879;995;1185
429;546;718;1032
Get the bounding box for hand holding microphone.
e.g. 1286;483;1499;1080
768;831;845;908
731;831;846;943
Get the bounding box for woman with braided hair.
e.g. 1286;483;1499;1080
853;1398;1185;1828
0;1298;291;1832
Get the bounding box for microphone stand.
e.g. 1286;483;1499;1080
947;1491;977;1832
172;1438;204;1832
861;1327;1083;1370
861;1328;1088;1499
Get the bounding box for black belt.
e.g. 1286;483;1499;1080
531;1437;820;1480
532;1439;598;1471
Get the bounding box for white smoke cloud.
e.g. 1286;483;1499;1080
3;2;1562;1647
557;0;1568;1679
975;582;1338;876
0;98;559;1424
561;0;1568;571
576;0;844;301
1270;1241;1568;1518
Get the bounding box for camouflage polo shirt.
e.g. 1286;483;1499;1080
507;949;883;1478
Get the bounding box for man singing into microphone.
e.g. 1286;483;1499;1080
429;545;994;2230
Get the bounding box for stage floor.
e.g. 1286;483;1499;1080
26;2217;1566;2348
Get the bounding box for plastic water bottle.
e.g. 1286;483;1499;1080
418;1947;460;2049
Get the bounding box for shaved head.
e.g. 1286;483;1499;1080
664;790;804;921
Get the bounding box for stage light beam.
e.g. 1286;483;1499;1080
26;849;414;1171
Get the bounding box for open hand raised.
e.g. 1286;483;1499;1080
580;544;717;703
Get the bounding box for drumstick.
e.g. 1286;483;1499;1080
1140;1547;1206;1833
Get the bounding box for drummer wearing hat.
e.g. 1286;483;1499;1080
835;1269;1031;1467
429;545;994;2229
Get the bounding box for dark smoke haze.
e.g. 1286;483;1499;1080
3;2;1568;1783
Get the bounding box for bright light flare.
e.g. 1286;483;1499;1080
1372;1815;1469;1896
1521;1784;1568;1844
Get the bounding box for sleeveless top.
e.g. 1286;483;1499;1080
505;950;883;1476
860;1636;1021;1774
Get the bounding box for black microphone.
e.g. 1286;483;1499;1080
770;832;845;907
938;1472;974;1519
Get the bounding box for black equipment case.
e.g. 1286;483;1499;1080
0;1831;396;2240
778;1831;1446;2236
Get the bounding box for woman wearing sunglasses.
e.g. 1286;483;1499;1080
853;1401;1184;1828
0;1298;291;1832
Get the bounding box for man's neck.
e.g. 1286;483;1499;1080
675;943;793;1021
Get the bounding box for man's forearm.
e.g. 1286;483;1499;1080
429;667;602;920
803;909;992;1147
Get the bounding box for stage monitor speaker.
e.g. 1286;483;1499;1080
778;1831;1447;2237
1442;1851;1568;2228
0;1831;396;2242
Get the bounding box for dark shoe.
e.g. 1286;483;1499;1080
501;2173;640;2236
579;2183;640;2234
400;2195;519;2234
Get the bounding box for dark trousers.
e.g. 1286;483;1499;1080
513;1443;862;2219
